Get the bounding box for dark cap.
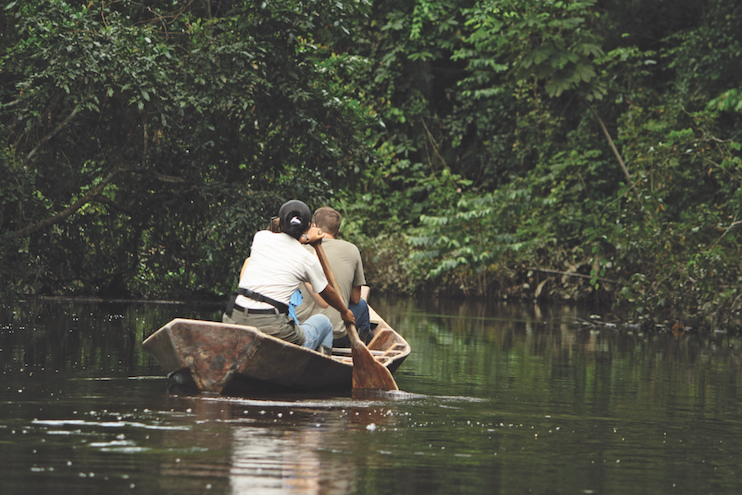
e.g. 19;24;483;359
278;200;312;239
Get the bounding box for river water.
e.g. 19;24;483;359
1;297;741;494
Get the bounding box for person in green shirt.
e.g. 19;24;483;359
295;207;372;347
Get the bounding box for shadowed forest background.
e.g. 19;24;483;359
2;0;741;330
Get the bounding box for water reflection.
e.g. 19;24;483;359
2;298;742;494
132;393;404;495
227;406;356;494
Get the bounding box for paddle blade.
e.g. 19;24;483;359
314;242;399;392
351;339;399;391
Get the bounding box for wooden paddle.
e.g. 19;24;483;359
313;241;399;391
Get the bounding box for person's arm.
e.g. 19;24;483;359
304;282;329;308
298;243;330;308
319;284;355;325
301;226;325;245
239;257;250;280
350;245;368;304
350;285;361;304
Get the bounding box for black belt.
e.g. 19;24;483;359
236;287;289;313
225;287;289;317
233;303;282;315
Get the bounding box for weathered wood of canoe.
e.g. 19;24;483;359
142;307;410;395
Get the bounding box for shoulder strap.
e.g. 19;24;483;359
236;287;289;314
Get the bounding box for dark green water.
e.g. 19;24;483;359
2;297;741;494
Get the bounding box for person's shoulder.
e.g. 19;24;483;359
253;229;273;240
297;242;319;262
331;238;359;249
324;238;357;255
341;238;362;256
250;229;269;244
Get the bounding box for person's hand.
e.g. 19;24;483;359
304;226;325;245
341;309;356;325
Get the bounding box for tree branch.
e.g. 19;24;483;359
587;103;635;188
705;218;742;252
136;170;190;183
23;105;82;168
420;116;446;167
142;109;148;169
92;195;136;216
14;164;131;238
526;267;617;284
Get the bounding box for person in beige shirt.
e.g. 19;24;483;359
295;207;372;347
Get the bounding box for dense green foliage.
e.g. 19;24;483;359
343;0;742;329
2;0;742;329
1;0;374;299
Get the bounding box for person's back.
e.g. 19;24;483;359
295;207;371;346
222;200;355;355
296;238;365;339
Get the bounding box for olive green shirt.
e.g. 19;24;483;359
295;238;366;339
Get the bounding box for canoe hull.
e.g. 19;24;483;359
142;312;409;395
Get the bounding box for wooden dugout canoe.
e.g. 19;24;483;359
142;306;410;395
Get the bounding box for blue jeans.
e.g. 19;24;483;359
348;299;372;344
301;314;333;350
348;299;370;333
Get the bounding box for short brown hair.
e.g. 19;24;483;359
312;207;341;237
